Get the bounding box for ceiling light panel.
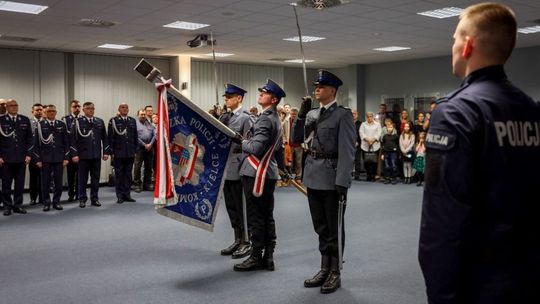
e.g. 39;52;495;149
205;53;234;57
518;25;540;34
98;44;133;49
373;46;411;52
285;59;314;63
417;7;463;19
0;1;48;14
163;21;210;30
283;36;325;42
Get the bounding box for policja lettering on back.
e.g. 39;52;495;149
494;120;540;147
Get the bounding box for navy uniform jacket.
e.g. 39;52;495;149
107;116;138;158
33;120;69;163
0;114;33;163
62;114;78;135
70;116;110;160
239;105;280;179
221;108;255;181
419;65;540;304
295;103;356;190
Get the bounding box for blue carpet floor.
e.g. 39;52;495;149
0;180;426;304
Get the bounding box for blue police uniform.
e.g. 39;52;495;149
29;117;43;205
63;114;80;200
234;79;284;272
70;116;110;207
419;65;540;304
33;119;69;209
108;115;138;202
219;84;256;258
0;114;33;214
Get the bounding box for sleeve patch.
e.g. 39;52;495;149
425;129;456;151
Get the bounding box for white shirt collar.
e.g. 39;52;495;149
232;105;242;115
320;99;337;110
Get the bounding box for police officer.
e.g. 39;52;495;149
34;105;69;211
63;99;81;202
418;3;540;304
233;79;284;272
0;98;6;210
295;70;356;294
29;103;44;206
70;102;110;208
219;84;255;259
108;103;138;204
0;99;33;216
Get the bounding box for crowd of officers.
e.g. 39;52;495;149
0;98;158;216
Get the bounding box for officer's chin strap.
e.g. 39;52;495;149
337;193;346;270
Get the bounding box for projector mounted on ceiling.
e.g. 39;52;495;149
187;34;216;48
292;0;350;10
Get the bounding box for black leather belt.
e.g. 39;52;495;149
308;149;337;159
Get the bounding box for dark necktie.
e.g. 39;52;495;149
320;107;326;117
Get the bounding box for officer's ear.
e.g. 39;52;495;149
462;36;473;59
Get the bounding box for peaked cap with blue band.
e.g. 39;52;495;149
223;83;247;96
313;69;343;88
258;79;286;100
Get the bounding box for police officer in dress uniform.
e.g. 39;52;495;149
63;99;81;202
0;98;6;210
1;99;33;216
219;84;256;259
418;3;540;304
108;103;138;204
295;70;356;294
29;103;44;206
70;102;110;208
233;79;284;272
34;105;69;211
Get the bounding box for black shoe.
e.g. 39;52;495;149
29;200;38;206
134;187;142;193
116;199;124;204
43;205;51;212
383;178;391;184
262;244;275;271
53;204;63;211
416;181;423;187
232;243;252;259
233;255;264;272
91;201;102;207
67;196;76;202
4;209;12;216
79;201;86;208
221;240;241;256
320;257;341;294
304;255;330;288
124;197;136;202
13;207;27;214
391;178;398;185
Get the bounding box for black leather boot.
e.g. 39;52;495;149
221;229;241;256
232;242;252;259
304;255;330;288
262;243;275;271
233;247;264;271
321;256;341;294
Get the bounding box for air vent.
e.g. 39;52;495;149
0;35;37;42
77;19;118;28
292;0;350;10
268;58;293;61
130;46;160;52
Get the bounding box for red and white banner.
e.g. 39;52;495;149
154;78;177;206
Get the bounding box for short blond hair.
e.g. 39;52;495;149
460;3;517;62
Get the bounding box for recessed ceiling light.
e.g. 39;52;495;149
283;36;325;42
373;46;411;52
0;1;48;14
285;59;314;63
518;25;540;34
163;21;210;30
98;44;133;49
417;7;463;19
205;52;233;57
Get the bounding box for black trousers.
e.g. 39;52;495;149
29;161;42;203
78;159;101;202
354;146;363;178
2;162;26;209
307;188;346;258
66;160;78;199
133;148;153;188
41;162;63;205
223;179;245;234
114;157;134;199
241;176;277;249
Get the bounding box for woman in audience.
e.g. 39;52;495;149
399;122;416;184
360;112;382;182
413;132;426;186
412;112;426;139
399;109;413;135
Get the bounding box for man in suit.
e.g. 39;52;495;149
0;99;33;216
62;99;81;202
108;103;138;204
295;70;357;294
233;79;285;272
219;84;255;259
34;105;69;211
29;103;44;206
0;98;6;210
70;102;110;208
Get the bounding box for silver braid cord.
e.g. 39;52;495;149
76;118;93;138
112;117;127;136
0;123;15;138
37;121;54;145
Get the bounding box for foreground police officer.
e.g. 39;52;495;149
34;105;69;211
63;99;81;202
70;102;110;208
233;79;284;272
295;70;356;293
108;103;138;204
0;99;33;216
418;3;540;304
219;84;255;259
